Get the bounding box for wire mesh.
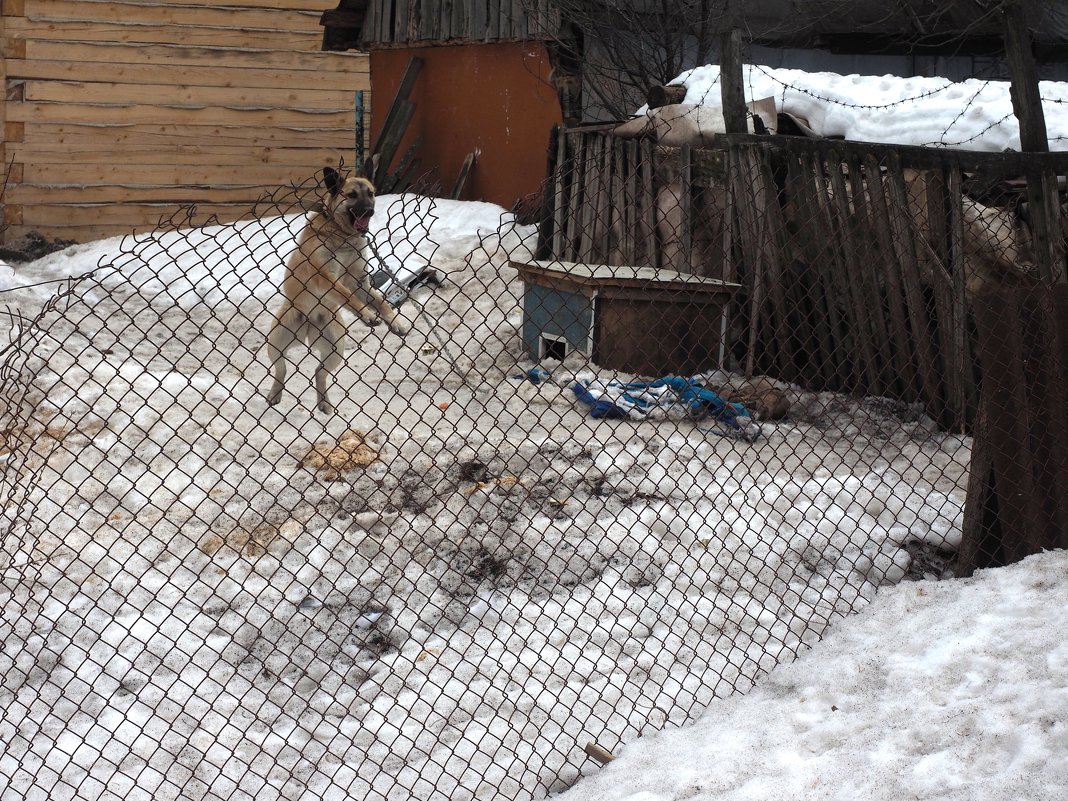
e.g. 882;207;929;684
3;130;1062;801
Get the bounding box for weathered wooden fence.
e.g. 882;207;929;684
538;125;1068;569
539;127;1068;432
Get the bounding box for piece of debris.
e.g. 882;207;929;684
301;429;379;480
583;741;615;764
0;230;77;264
721;376;792;421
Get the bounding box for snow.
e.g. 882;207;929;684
0;181;1045;801
658;64;1068;150
555;549;1068;801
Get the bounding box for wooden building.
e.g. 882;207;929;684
0;0;370;244
323;0;567;208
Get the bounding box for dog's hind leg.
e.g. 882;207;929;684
311;317;346;414
267;306;303;406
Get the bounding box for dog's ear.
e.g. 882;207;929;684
361;154;379;184
323;166;342;196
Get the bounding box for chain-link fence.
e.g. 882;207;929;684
2;128;1062;801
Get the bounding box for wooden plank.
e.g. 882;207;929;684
22;80;358;111
807;151;856;390
7;184;298;204
5;19;313;50
607;136;624;265
826;149;880;393
589;132;609;262
547;126;567;260
862;153;917;397
4;59;369;90
946;162;975;428
1049;284;1068;550
1002;1;1049;153
849;155;894;393
922;166;961;428
18;202;259;227
22;1;321;33
1019;287;1068;552
621;138;638;266
17;122;354;148
884;156;944;421
533;123;559;260
472;0;487;40
577;133;598;262
21;162;331;187
679;143;693;273
7;142;345;165
449;150;477;199
728;146;765;376
440;0;452;42
1026;168;1067;284
7;102;354;127
754;147;796;379
719;28;747;135
419;0;434;39
959;389;999;574
489;0;501;40
785;151;836;385
23;40;370;72
371;56;422;180
562;131;584;262
24;0;331;11
639;137;658;267
972;287;1044;564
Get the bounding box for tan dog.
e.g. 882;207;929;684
267;166;409;413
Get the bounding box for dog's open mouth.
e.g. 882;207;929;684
349;209;373;232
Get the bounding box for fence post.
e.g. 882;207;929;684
1002;1;1047;154
719;29;747;135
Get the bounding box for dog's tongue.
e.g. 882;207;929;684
352;213;372;233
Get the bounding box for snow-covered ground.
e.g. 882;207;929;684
2;60;1065;801
556;548;1068;801
0;191;973;801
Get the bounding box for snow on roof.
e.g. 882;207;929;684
668;63;1068;151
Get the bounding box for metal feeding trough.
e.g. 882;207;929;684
512;260;744;376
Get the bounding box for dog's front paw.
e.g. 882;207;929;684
317;400;334;415
389;317;411;337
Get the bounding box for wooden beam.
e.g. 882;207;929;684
1002;0;1048;152
24;40;369;73
719;28;747;135
371;56;423;182
450;150;478;199
22;80;358;111
7;102;354;127
17;121;353;148
22;1;320;33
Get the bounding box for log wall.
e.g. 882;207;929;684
1;0;370;243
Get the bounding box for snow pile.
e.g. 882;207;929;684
556;548;1068;801
662;63;1068;150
